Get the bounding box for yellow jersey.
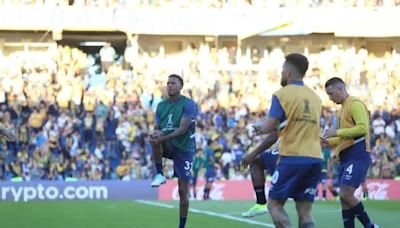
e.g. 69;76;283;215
329;96;371;155
273;82;322;159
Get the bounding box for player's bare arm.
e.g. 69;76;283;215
149;124;164;138
254;117;280;136
150;116;192;143
241;130;278;168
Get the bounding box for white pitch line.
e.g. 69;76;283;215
135;200;175;209
135;200;274;227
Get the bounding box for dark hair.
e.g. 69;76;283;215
169;74;184;87
325;77;345;89
285;53;309;77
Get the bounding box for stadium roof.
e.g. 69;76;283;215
0;7;399;38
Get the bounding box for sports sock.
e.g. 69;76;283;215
155;162;163;175
254;186;266;204
342;209;355;228
179;216;187;228
331;189;338;197
204;188;210;199
363;191;369;199
351;202;373;228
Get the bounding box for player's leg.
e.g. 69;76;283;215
295;201;315;228
339;160;377;228
178;178;190;228
318;171;328;201
203;180;209;200
203;168;215;200
267;199;291;228
203;177;213;200
268;158;320;227
340;185;378;228
315;172;324;201
242;156;267;217
361;181;369;200
251;157;267;204
191;174;198;199
173;151;194;228
292;162;321;228
321;182;327;201
267;162;294;228
150;142;170;187
340;185;367;228
337;163;355;228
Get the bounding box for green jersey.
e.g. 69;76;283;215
155;95;197;152
192;155;204;174
203;146;215;171
322;146;330;172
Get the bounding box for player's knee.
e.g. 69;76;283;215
267;200;282;212
297;210;312;224
296;204;312;221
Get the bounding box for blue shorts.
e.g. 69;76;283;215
163;142;194;182
320;171;327;184
269;157;322;202
205;168;215;182
338;144;372;188
190;172;199;185
259;149;279;174
338;157;371;188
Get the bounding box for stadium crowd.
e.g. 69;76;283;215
0;41;399;182
1;0;400;7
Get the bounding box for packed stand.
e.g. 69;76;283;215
0;41;399;181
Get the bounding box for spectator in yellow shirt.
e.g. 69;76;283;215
28;108;45;132
116;159;129;179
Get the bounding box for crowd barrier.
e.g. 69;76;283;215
159;179;400;200
0;180;157;202
1;179;398;202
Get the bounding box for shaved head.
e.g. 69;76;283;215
325;77;348;104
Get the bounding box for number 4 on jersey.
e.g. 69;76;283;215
346;164;353;174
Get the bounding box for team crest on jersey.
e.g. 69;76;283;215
166;113;174;130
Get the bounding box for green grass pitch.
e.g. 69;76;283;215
0;200;398;227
